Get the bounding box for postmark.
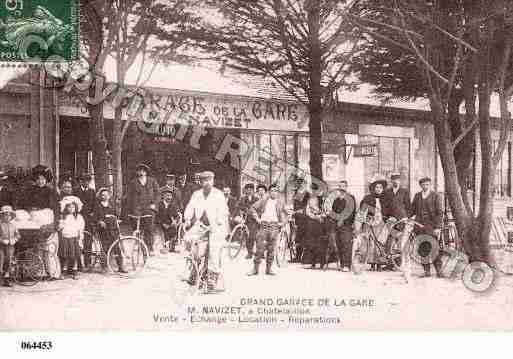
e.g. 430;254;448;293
0;0;79;62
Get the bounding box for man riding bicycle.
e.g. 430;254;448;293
183;171;229;288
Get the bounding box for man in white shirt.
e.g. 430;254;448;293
248;184;287;276
184;171;229;278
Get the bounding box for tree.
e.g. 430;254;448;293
348;0;513;264
167;0;360;182
62;0;198;209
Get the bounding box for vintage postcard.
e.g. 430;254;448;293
1;0;513;338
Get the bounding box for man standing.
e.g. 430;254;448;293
222;186;238;219
383;172;411;269
74;173;96;270
292;178;310;263
256;184;267;200
161;173;183;212
411;177;443;278
248;184;287;276
324;180;356;272
236;183;259;259
156;188;181;253
184;171;228;285
127;163;160;256
383;173;411;221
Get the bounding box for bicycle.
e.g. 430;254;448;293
106;214;149;275
275;218;297;268
7;249;45;286
181;223;225;295
226;213;249;259
351;217;423;280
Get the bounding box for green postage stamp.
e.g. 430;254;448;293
0;0;79;62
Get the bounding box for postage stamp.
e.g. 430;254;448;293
0;0;79;62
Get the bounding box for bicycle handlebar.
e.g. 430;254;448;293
390;217;424;228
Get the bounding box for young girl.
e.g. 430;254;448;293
58;196;85;279
93;188;126;273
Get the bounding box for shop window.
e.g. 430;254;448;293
361;135;410;192
493;141;511;198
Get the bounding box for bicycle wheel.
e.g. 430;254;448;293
107;236;148;274
14;250;44;286
275;230;288;267
227;224;247;259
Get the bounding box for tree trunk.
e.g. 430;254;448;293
307;0;323;181
476;84;494;264
112;106;124;212
88;101;109;190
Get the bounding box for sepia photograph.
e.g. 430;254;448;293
0;0;513;341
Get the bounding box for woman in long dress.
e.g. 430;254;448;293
358;177;389;271
23;165;61;279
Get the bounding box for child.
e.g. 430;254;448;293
93;188;126;273
0;205;19;287
58;196;85;280
156;188;181;253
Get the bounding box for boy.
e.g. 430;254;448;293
156;188;181;253
0;205;20;287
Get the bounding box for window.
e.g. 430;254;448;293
493;141;511;197
361;135;410;191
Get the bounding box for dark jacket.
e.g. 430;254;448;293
24;185;57;211
74;186;96;218
411;191;443;230
0;186;15;208
325;191;356;227
93;200;119;225
155;200;181;226
237;194;259;222
250;194;288;224
293;190;310;213
360;194;385;220
127;176;160;216
383;187;411;220
160;185;183;211
226;195;238;217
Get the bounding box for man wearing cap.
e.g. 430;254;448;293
184;171;228;286
127;163;160;255
156;187;182;253
161;173;183;211
248;183;288;276
0;171;14;208
236;183;259;259
411;177;443;278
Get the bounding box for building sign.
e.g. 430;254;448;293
353;144;378;157
59;90;310;133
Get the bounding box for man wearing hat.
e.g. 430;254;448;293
383;172;411;269
127;163;160;255
0;171;14;208
236;183;259;259
156;187;182;253
411;177;443;278
161;173;183;211
184;171;229;287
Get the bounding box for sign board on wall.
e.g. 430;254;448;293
59;90;310;132
322;154;341;182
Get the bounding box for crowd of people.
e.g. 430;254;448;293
0;161;445;289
